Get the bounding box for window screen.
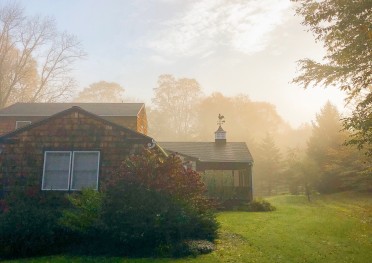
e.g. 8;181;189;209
42;151;100;191
42;152;71;190
233;170;240;187
15;121;31;129
71;151;100;190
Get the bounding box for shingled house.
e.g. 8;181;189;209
159;123;253;202
0;105;156;196
0;103;148;135
0;103;253;203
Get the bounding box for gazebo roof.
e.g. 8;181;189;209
158;142;253;164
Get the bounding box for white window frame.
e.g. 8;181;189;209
15;121;32;129
42;150;100;191
70;151;100;191
42;151;72;191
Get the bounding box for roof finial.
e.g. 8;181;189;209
217;113;225;127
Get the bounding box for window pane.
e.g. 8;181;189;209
42;152;71;190
71;152;99;190
15;121;31;129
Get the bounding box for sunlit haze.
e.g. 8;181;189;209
18;0;346;127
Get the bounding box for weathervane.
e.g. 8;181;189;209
217;113;225;126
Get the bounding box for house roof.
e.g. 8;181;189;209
158;142;253;164
0;106;153;144
0;103;144;117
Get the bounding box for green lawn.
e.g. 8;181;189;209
5;192;372;263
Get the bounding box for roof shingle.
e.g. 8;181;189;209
0;103;144;117
158;142;253;163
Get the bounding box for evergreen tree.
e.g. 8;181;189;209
307;102;371;193
255;133;283;196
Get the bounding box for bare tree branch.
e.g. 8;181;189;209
0;2;86;108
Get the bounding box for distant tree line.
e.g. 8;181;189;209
147;75;371;197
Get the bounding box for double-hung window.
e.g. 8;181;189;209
42;151;100;191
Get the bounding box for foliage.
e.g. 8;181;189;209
254;133;283;196
343;92;372;157
292;0;372;156
61;148;218;256
100;182;218;256
104;148;218;246
238;199;276;212
59;189;104;234
280;103;371;196
196;93;288;144
150;86;310;151
73;81;125;102
0;2;85;108
307;102;343;162
295;158;320;201
282;147;303;195
149;74;203;140
0;189;70;258
107;148;211;210
306;102;371;193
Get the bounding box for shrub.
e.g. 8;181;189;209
103;149;218;251
99;180;218;256
239;199;276;212
0;189;71;258
59;189;104;234
61;148;219;256
105;148;212;211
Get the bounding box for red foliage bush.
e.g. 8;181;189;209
105;148;212;210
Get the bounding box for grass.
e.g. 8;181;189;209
4;192;372;263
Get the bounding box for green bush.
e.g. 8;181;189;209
60;183;218;256
0;189;71;258
60;149;219;256
80;181;218;256
95;149;218;256
59;189;104;235
239;199;276;212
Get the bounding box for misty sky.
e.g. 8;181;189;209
17;0;346;127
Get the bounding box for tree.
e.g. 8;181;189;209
0;2;85;109
307;102;344;192
74;81;125;102
307;102;371;193
295;158;319;202
149;74;203;140
307;102;343;163
255;133;283;196
292;0;372;156
196;92;287;144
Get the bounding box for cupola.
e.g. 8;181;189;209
215;113;226;144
